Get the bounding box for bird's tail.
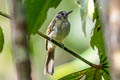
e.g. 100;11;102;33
44;48;55;75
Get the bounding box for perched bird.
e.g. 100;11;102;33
44;11;72;75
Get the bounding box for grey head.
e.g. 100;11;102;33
56;11;72;20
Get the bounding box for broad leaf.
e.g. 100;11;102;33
90;23;109;80
90;1;110;80
0;26;4;52
90;24;108;68
101;69;110;80
59;67;109;80
85;68;102;80
75;0;88;36
80;0;88;36
25;0;62;35
90;28;104;51
58;68;91;80
90;0;108;66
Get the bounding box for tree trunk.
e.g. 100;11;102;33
10;0;32;80
99;0;120;80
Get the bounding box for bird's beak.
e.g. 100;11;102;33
67;11;73;15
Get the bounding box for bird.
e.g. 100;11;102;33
44;11;72;75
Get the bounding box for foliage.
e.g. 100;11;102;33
0;0;111;79
59;67;110;80
75;0;88;36
90;0;109;71
59;0;110;80
25;0;62;35
59;68;91;80
80;0;88;36
90;1;110;80
0;26;4;53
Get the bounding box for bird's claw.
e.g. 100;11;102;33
50;38;54;41
60;42;64;49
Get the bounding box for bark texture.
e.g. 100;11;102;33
99;0;120;80
10;0;32;80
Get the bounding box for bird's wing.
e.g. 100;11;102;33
46;19;56;50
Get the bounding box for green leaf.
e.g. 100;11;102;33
59;67;110;80
90;28;104;53
77;0;88;36
0;26;4;52
90;22;110;80
85;68;102;80
90;1;110;80
90;26;109;67
91;0;103;51
58;68;91;80
25;0;62;35
101;69;110;80
90;0;108;67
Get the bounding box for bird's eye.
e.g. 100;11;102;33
61;13;64;16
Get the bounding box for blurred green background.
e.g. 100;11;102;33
0;0;99;80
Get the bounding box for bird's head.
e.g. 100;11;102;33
56;11;72;21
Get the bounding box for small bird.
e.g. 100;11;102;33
44;11;72;75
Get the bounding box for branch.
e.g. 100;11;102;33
0;10;100;69
37;31;99;68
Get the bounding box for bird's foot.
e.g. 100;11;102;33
60;42;65;49
50;37;54;41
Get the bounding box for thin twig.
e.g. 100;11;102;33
0;11;11;19
0;11;100;69
37;31;99;68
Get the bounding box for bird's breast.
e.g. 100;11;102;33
55;21;70;41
